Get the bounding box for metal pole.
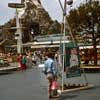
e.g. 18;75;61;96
82;69;88;85
15;8;22;54
62;0;67;92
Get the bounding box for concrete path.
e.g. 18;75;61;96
0;67;100;100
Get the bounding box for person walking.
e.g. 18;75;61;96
17;53;22;69
21;53;27;70
42;52;59;99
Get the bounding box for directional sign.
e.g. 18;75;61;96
8;3;25;8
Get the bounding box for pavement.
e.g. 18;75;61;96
0;67;100;100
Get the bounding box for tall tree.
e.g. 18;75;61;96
67;1;100;65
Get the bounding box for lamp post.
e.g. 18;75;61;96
8;3;25;54
58;0;73;92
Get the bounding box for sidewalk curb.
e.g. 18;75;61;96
0;66;20;75
61;84;94;93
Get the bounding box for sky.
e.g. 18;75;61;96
0;0;84;25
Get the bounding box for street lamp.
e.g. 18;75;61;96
67;0;73;5
58;0;73;92
8;3;25;54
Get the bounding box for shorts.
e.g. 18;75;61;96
47;73;53;81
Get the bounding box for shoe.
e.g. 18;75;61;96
48;95;53;99
49;95;60;99
51;95;60;98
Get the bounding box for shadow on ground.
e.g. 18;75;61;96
50;94;78;100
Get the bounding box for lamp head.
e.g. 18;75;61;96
67;0;73;5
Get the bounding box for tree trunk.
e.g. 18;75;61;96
92;32;97;65
93;39;97;65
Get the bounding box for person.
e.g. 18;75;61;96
26;53;33;69
21;53;27;70
43;52;58;98
17;53;22;69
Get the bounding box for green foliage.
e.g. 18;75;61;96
67;1;100;41
67;1;100;65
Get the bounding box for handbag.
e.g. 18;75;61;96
51;80;58;90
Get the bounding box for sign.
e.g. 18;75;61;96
34;34;70;42
60;42;81;78
65;47;81;78
8;3;25;8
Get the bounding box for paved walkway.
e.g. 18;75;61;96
0;67;100;100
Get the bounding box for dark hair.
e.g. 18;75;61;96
46;51;54;59
22;53;26;55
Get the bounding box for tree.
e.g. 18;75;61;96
48;20;61;34
67;1;100;65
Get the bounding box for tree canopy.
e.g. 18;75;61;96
67;1;100;65
67;1;100;43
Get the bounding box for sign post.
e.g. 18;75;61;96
62;0;66;92
8;3;25;54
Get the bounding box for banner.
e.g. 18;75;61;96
65;47;81;78
60;43;81;78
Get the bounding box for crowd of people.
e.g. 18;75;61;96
17;52;35;70
17;49;61;69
